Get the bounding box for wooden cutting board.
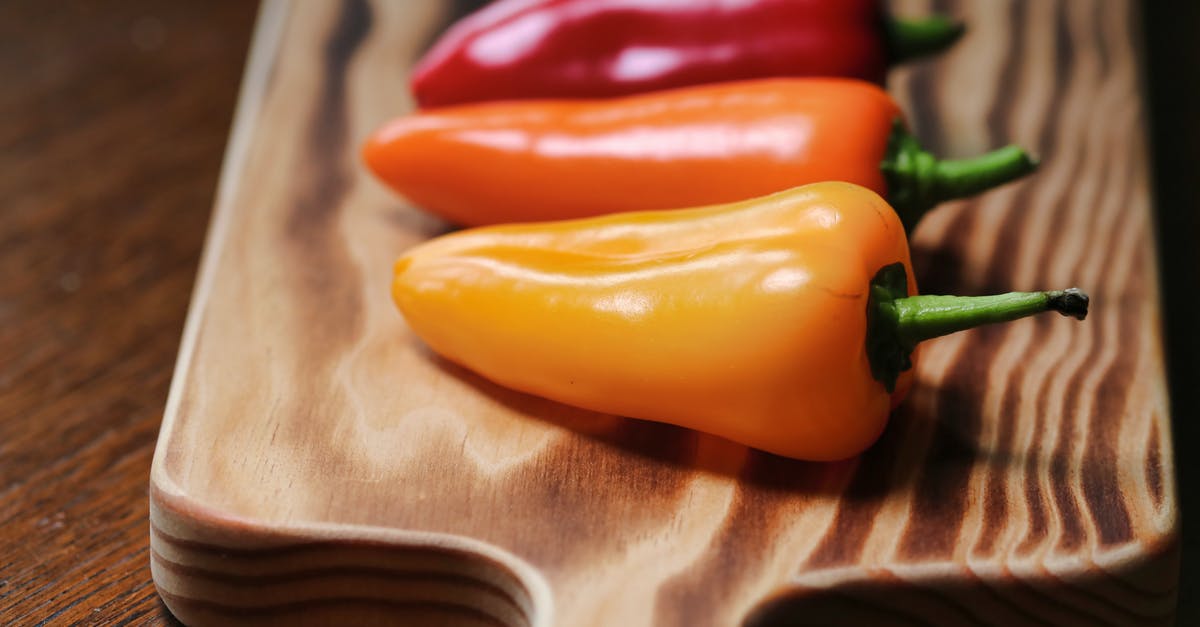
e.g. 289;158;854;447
149;1;1179;625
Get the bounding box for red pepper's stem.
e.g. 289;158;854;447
884;15;966;64
865;263;1089;392
881;120;1039;231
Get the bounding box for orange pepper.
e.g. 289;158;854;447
392;183;1087;461
365;78;1036;230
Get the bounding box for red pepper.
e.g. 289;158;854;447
412;0;964;108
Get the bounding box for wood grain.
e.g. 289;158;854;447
148;1;1178;625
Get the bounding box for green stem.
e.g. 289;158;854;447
865;263;1088;392
881;120;1039;231
884;15;966;63
894;289;1089;346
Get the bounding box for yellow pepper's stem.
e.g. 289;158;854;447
866;263;1089;392
894;290;1088;347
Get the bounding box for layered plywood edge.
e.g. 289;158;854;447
150;1;1178;625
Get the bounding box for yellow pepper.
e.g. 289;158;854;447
392;182;1088;460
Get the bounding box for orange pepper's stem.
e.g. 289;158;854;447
866;263;1089;392
881;120;1039;231
884;15;966;64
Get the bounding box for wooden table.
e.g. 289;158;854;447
0;2;257;624
2;1;1199;625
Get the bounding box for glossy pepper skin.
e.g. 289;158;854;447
365;78;1036;230
411;0;963;108
394;182;916;461
394;182;1089;461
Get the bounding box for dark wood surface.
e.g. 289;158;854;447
1;1;1197;625
0;2;258;624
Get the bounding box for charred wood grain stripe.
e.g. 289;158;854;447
284;0;370;351
653;455;855;626
897;349;990;561
151;524;527;587
1051;386;1086;551
150;548;519;605
151;563;525;622
487;415;706;574
151;520;534;624
976;355;1021;558
653;490;757;626
155;589;521;627
265;0;376;512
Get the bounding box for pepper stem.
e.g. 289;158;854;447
884;15;966;63
894;289;1088;347
881;120;1039;231
866;263;1088;392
